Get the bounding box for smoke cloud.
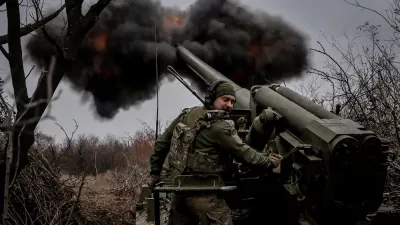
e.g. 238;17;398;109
26;0;310;119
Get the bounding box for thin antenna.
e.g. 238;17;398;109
167;66;206;105
154;13;160;140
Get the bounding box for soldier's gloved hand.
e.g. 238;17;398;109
149;175;160;192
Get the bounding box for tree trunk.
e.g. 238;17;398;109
0;56;66;216
0;0;111;218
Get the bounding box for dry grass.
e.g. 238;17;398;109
6;149;87;225
61;167;150;225
1;121;156;225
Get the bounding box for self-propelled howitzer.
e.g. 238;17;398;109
135;45;397;225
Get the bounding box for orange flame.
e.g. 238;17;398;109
93;32;107;52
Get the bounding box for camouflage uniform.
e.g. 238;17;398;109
150;106;276;225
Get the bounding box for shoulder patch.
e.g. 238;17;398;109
223;119;235;128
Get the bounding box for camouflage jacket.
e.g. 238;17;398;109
149;106;275;179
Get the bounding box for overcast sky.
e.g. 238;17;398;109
0;0;390;142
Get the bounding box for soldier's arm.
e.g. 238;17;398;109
149;114;182;176
214;121;275;170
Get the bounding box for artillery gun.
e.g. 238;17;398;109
135;44;399;225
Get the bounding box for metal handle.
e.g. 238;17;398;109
153;185;237;193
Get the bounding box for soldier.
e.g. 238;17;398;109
149;80;282;225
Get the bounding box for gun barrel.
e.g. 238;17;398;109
176;44;250;109
253;86;323;133
271;85;340;119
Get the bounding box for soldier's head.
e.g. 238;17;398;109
205;80;236;112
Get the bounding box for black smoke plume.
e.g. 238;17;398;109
26;0;310;119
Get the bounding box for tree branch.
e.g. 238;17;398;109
6;0;29;112
345;0;400;33
0;45;9;60
81;0;111;32
0;4;66;45
64;0;110;59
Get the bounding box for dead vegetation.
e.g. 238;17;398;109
6;149;86;225
0;120;156;224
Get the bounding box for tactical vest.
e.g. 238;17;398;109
167;108;233;175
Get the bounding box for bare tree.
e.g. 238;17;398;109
305;1;400;202
0;0;111;218
308;0;400;152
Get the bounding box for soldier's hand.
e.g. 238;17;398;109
269;153;283;165
268;153;283;174
149;175;160;192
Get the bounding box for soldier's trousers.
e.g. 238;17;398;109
167;193;233;225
